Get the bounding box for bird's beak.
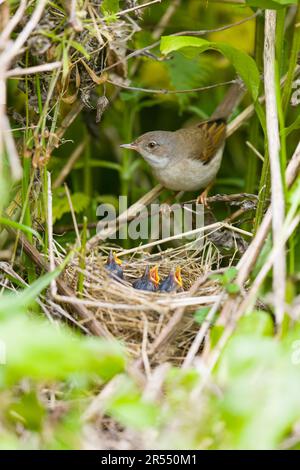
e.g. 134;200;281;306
175;267;183;287
113;252;122;265
150;266;160;286
120;143;137;150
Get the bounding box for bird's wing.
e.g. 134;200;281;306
177;120;226;165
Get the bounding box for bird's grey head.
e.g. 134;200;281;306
120;131;177;169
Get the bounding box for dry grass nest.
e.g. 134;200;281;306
65;240;226;365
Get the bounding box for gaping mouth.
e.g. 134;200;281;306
175;267;183;287
113;252;122;265
149;266;160;286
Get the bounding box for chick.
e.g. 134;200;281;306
159;267;183;293
133;266;160;292
104;250;123;280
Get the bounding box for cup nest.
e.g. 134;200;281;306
64;241;224;366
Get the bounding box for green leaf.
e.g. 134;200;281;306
52;190;90;223
70;40;90;60
160;36;260;100
0;217;43;244
236;311;274;337
281;114;300;137
107;378;159;429
246;0;297;8
194;306;211;324
165;52;214;109
101;0;119;14
0;317;125;384
225;283;240;295
223;267;238;283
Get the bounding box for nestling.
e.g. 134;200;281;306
159;267;183;293
105;250;124;280
132;266;160;292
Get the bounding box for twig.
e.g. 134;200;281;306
246;141;265;162
0;0;27;46
2;113;22;180
182;293;225;370
115;0;161;18
5;61;62;77
107;79;235;95
0;0;47;67
47;172;57;296
264;10;285;324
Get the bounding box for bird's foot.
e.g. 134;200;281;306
196;189;210;208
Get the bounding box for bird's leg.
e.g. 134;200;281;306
196;180;215;208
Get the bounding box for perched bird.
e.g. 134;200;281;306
159;267;183;293
132;266;160;292
104;250;123;280
120;83;244;205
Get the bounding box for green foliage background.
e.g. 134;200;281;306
0;0;300;450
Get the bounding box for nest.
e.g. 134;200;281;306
64;240;224;366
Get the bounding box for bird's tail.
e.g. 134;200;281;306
211;80;246;121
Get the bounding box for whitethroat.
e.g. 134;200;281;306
120;82;244;204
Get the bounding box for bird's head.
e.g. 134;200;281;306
120;131;177;169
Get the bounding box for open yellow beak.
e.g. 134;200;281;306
150;266;160;286
113;252;122;265
175;267;183;287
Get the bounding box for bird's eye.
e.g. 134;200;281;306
148;141;157;149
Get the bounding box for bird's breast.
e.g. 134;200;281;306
153;146;224;191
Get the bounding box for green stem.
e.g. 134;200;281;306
245;13;264;194
282;5;300;116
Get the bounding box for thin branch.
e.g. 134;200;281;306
115;0;161;18
107;79;235;95
0;0;47;67
5;61;62;77
0;0;27;46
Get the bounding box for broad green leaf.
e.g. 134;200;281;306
236;311;274;336
165;52;214;109
160;36;260;100
106;378;159;429
216;334;300;449
0;317;125;384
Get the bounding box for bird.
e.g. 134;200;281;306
132;265;160;292
104;250;124;280
120;83;244;205
159;267;183;293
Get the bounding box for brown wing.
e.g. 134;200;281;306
195;119;226;165
175;119;226;165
